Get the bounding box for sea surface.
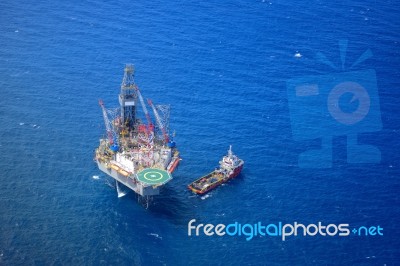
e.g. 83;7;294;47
1;0;399;265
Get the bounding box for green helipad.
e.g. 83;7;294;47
136;168;172;185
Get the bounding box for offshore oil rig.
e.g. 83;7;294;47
95;64;180;204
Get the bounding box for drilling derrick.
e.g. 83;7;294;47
119;64;137;129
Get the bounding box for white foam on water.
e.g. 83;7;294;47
92;175;100;180
117;191;127;198
148;233;162;240
294;52;302;58
201;194;211;200
116;181;127;198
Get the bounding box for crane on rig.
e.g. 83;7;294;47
99;99;119;152
148;99;169;144
134;85;155;149
135;85;153;132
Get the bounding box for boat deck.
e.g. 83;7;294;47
189;171;225;191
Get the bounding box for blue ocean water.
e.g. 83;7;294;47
1;0;399;265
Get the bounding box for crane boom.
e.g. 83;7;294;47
99;99;113;143
99;99;119;151
135;86;153;128
148;99;169;143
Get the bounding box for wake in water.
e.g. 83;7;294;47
18;122;40;129
201;194;212;200
148;233;163;240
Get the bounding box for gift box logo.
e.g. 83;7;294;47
287;40;382;168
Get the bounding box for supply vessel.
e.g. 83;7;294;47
188;146;244;195
95;64;180;200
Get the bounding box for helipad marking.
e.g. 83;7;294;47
143;171;163;181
